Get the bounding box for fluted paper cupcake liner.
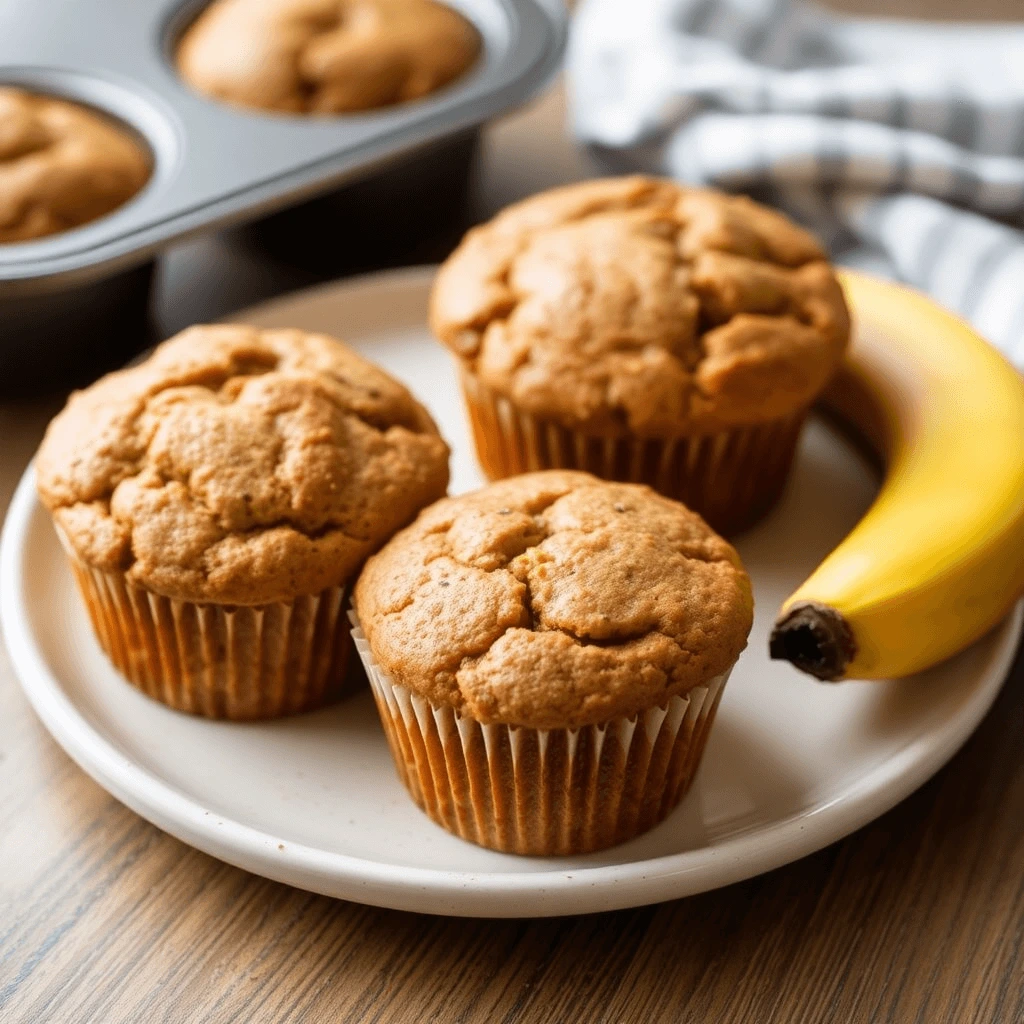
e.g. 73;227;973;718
61;535;353;720
461;370;806;535
350;609;731;856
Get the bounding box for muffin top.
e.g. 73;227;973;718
0;88;150;244
355;470;752;729
431;175;850;435
36;325;450;605
177;0;480;115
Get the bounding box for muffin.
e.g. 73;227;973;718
36;324;450;720
0;87;150;243
430;175;851;535
177;0;481;115
352;470;753;855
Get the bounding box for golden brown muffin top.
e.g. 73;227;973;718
431;175;850;435
355;470;752;729
0;88;150;244
177;0;480;115
36;325;450;605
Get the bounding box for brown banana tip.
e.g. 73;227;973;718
769;601;857;682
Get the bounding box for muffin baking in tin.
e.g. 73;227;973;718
174;0;484;271
0;86;155;391
0;88;150;244
176;0;481;115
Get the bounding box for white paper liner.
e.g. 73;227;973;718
349;608;732;856
461;369;806;535
60;531;352;719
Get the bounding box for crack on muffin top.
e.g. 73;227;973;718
429;175;851;435
0;88;150;243
176;0;481;115
354;470;753;728
36;324;450;605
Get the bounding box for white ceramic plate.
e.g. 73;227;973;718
3;267;1020;918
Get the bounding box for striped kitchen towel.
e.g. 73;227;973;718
566;0;1024;366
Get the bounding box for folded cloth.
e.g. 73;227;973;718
567;0;1024;366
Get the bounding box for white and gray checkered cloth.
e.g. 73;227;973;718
567;0;1024;366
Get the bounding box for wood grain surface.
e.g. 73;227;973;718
4;3;1024;1021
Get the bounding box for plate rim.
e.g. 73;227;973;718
4;267;1022;918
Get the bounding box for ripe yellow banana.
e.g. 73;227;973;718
769;270;1024;681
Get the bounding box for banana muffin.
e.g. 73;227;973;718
352;470;753;855
36;324;450;719
430;175;851;535
177;0;481;115
0;87;150;243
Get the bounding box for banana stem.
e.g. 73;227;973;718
769;602;857;681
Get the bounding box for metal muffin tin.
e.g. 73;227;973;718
0;0;565;291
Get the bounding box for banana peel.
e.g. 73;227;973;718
770;270;1024;681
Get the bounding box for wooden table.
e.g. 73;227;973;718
4;8;1024;1020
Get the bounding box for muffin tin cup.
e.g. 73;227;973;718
59;534;355;720
350;610;733;856
460;370;808;536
